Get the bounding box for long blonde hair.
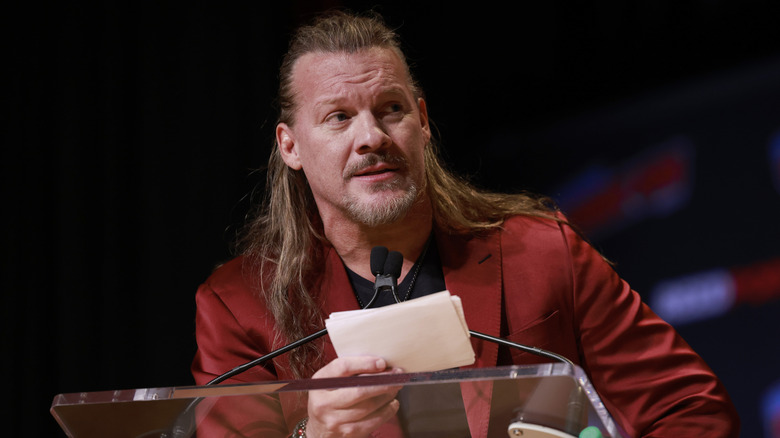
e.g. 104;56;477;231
238;11;560;378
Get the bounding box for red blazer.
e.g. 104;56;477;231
192;215;739;437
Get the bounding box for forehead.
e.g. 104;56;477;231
289;48;415;107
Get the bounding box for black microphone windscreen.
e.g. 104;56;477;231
370;246;389;275
384;251;403;278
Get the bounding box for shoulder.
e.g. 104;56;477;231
497;213;607;285
501;213;566;233
494;214;577;278
192;255;282;383
196;255;272;323
203;256;252;288
436;213;577;262
499;213;574;251
200;256;256;298
194;255;282;353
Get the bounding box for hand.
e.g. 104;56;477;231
305;356;402;438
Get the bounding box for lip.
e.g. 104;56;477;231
352;163;398;181
353;163;398;177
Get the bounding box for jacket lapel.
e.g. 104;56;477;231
436;228;503;438
435;228;503;365
318;246;362;360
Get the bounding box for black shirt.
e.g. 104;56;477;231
345;236;446;309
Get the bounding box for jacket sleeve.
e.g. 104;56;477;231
191;276;291;437
561;223;740;437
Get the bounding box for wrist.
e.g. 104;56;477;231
291;416;308;437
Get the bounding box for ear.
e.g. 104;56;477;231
276;123;302;170
417;98;432;142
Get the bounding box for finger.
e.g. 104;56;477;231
310;384;401;415
307;395;401;437
313;356;389;379
314;361;404;411
345;397;401;435
366;398;401;428
309;380;402;424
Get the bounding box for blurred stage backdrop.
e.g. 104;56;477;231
5;1;780;437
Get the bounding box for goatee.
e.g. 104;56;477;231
342;152;421;226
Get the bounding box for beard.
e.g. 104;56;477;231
341;152;422;226
342;180;420;226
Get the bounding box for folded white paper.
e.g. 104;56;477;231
325;290;475;372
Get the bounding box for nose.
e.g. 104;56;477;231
354;112;391;153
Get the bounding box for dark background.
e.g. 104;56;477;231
5;1;780;436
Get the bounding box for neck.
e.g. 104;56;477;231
323;202;434;281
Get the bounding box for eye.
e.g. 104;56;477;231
325;112;349;123
380;102;405;119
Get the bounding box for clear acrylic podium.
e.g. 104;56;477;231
51;363;627;438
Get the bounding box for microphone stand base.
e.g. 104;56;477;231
507;421;577;438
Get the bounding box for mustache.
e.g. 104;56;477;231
343;153;408;179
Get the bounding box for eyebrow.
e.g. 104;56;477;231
314;96;347;109
314;87;411;109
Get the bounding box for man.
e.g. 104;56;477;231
191;10;739;438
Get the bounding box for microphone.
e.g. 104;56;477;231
366;247;403;307
370;246;389;275
381;251;403;303
384;250;403;278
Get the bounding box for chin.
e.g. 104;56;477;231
344;189;419;227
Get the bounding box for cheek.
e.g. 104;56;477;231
398;118;429;146
299;129;351;162
295;133;330;169
298;143;345;187
396;127;428;163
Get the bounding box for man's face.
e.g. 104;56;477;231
277;47;431;227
